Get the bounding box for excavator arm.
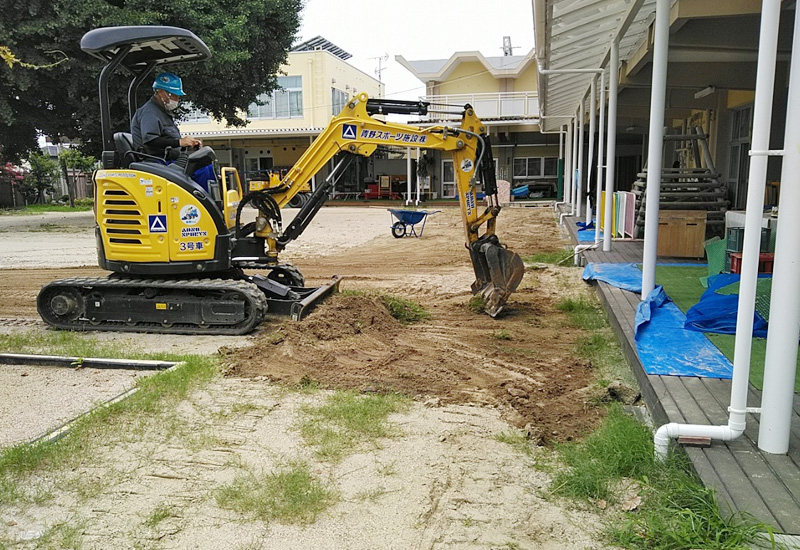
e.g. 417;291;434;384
244;92;524;316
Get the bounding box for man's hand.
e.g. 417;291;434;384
179;136;202;148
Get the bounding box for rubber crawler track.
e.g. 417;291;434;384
37;277;268;335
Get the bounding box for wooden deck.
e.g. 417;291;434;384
560;210;800;537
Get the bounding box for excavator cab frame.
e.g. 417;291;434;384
80;25;212;169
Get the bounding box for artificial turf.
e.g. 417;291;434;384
654;264;798;391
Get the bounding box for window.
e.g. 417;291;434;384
513;156;557;179
442;159;456;199
331;88;349;116
247;76;303;119
728;105;752;209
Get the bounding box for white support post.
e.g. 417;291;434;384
759;3;800;455
654;0;783;459
576;102;585;218
585;77;597;226
640;0;670;299
729;0;780;448
595;71;606;244
560;121;573;214
406;147;413;206
559;125;565;204
415;149;421;206
604;39;619;252
571;117;578;212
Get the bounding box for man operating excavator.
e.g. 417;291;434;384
130;72;202;158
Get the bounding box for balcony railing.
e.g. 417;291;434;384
421;92;539;121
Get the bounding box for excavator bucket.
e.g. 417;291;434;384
469;235;525;317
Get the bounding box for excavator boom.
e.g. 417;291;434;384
262;93;524;316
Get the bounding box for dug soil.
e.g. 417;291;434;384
223;205;603;444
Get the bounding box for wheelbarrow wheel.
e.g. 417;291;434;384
391;221;407;238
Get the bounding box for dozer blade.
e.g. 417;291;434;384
469;235;525;317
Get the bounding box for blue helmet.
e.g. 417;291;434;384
152;72;185;96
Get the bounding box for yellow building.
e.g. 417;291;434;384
179;37;383;187
396;41;551;199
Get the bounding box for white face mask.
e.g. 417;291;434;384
164;98;179;111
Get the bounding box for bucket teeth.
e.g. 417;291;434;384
469;236;525;317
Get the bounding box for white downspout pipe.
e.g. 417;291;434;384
758;2;800;455
576;101;585;219
603;39;619;252
585;77;597;226
640;0;670;299
655;0;781;459
559;125;565;205
570;115;578;213
595;72;606;244
415;149;421;206
406;147;413;206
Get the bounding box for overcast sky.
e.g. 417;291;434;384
296;0;535;100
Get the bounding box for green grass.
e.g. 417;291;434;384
29;520;85;549
1;202;92;214
556;296;607;331
0;330;218;507
654;264;800;391
467;294;486;314
143;503;177;528
0;330;141;358
555;294;634;388
550;406;784;549
522;250;576;265
299;391;410;463
491;329;511;340
380;295;430;324
494;429;534;456
216;462;338;524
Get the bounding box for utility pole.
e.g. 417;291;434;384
371;53;389;82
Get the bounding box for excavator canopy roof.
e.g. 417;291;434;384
80;26;211;70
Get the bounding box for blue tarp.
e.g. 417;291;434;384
577;229;601;242
634;285;733;378
684;273;769;337
582;263;643;293
511;185;529;198
634;285;669;335
583;262;733;379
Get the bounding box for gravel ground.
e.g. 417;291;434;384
0;364;150;447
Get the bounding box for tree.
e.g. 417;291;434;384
1;162;27;207
22;152;59;204
58;148;96;207
0;0;302;162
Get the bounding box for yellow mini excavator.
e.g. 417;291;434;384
37;26;524;335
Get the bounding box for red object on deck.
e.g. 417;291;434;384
729;252;775;274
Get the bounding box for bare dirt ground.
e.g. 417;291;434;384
0;205;625;549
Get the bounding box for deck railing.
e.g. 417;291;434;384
422;91;539;120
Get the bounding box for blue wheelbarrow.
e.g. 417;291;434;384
387;208;440;238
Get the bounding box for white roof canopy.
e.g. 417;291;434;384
534;0;659;132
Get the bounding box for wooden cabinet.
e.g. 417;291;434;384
657;210;707;258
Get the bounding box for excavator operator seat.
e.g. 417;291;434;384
113;132;136;168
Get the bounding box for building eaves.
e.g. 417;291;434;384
396;50;536;82
533;0;659;132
